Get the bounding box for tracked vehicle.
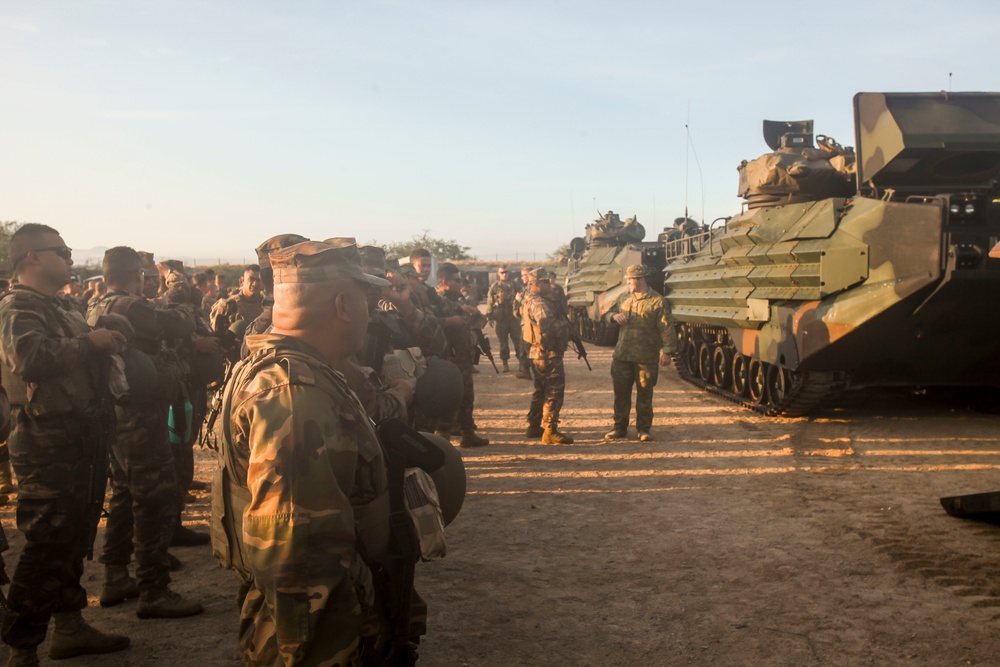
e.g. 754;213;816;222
665;92;1000;415
563;211;665;344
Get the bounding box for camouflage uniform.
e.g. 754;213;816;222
87;290;194;593
485;277;520;362
210;292;264;339
436;290;481;434
608;286;677;433
522;281;570;431
0;285;114;648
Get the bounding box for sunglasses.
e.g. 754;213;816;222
14;245;73;266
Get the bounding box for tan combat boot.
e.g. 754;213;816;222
459;431;489;448
502;360;510;372
4;647;40;667
99;565;139;607
542;428;574;445
136;587;204;619
515;364;532;380
49;611;129;659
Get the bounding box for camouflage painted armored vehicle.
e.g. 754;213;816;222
665;92;1000;415
563;211;665;344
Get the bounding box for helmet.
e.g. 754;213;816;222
414;357;464;418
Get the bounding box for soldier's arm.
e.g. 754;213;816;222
0;297;96;381
656;297;678;354
127;300;196;341
400;308;448;358
241;380;365;663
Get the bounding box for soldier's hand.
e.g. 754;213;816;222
612;313;628;326
87;328;126;354
462;305;479;316
194;336;223;354
383;284;415;317
659;351;672;367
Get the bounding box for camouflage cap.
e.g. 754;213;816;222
625;264;654;279
137;251;157;275
525;268;550;284
270;240;390;287
357;245;387;279
255;234;310;268
397;263;419;279
385;256;401;273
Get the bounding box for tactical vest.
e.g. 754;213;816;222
211;346;392;584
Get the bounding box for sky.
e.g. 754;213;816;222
3;0;1000;265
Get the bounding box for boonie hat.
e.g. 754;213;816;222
625;264;654;279
270;240;390;287
256;234;310;268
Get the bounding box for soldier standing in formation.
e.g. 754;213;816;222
214;240;400;665
604;264;677;442
521;268;574;444
0;224;130;666
513;266;533;380
87;247;204;618
485;265;520;373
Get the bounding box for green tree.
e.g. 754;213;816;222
547;243;571;262
0;221;24;279
370;230;474;261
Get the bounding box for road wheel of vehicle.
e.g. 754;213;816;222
766;365;790;406
698;344;713;382
684;337;700;377
713;347;733;389
732;354;750;397
748;360;766;404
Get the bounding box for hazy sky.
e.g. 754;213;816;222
3;0;999;264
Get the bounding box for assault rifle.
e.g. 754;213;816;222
473;329;500;374
568;330;593;371
84;357;115;560
374;418;446;667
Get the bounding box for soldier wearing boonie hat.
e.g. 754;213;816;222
214;238;414;665
604;263;677;442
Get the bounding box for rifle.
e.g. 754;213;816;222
84;357;115;560
568;330;593;371
374;418;445;667
473;329;500;374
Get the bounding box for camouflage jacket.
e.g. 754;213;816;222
0;285;108;419
608;288;677;364
485;280;518;322
521;291;569;360
437;290;482;365
210;293;264;335
230;334;388;666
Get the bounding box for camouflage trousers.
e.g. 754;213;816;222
1;413;100;649
493;317;520;362
100;404;178;592
516;328;530;370
527;357;566;429
611;358;660;432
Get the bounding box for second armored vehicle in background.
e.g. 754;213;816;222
562;211;665;345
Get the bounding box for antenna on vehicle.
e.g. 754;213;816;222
685;101;706;224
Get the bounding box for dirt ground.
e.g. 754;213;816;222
3;333;1000;666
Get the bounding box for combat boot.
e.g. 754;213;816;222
4;647;40;667
637;431;654;442
0;459;13;494
459;431;489;448
515;364;532;380
542;428;573;445
49;610;129;659
136;587;204;619
604;428;627;440
502;360;510;372
525;424;544;438
100;565;139;607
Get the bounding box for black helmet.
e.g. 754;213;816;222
414;358;464;418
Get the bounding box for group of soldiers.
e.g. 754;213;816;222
0;223;678;666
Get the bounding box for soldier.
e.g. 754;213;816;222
485;265;520;372
209;264;264;359
436;263;489;448
239;233;310;358
88;247;203;618
513;266;533;380
521;268;574;444
604;264;677;442
213;240;407;664
0;224;130;665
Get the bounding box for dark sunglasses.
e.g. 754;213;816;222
14;245;73;266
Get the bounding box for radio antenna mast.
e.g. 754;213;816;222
685;101;706;223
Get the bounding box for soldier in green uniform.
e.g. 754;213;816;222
88;247;203;618
210;264;264;358
604;264;677;442
485;265;520;372
213;240;404;665
0;224;130;666
521;269;574;444
513;266;533;380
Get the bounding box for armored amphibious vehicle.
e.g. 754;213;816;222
664;92;1000;415
563;211;665;345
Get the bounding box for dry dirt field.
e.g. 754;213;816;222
3;334;1000;666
